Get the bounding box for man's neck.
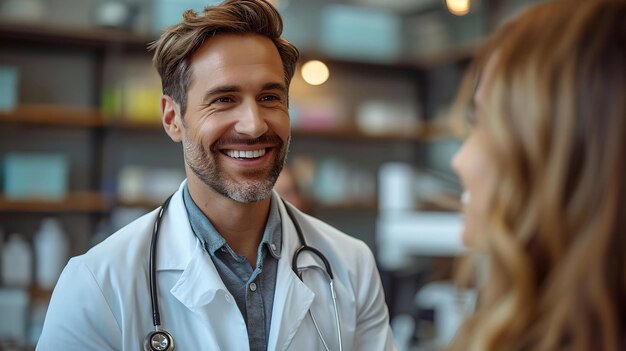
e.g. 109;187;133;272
187;178;271;266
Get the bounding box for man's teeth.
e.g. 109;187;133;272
226;149;266;159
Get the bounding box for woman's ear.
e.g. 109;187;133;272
162;95;183;142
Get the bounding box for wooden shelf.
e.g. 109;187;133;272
0;192;108;213
0;192;172;213
115;198;163;209
0;21;153;52
0;105;102;127
293;120;452;142
106;119;164;131
2;104;453;141
30;284;54;302
0;192;458;214
311;194;460;213
293;128;408;142
0;105;162;130
418;193;462;212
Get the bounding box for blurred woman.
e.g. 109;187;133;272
449;1;626;350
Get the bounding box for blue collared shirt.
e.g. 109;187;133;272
182;185;282;351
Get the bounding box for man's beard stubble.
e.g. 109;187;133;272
183;132;289;203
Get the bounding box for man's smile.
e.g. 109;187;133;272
224;148;267;159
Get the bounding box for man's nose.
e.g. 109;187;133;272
234;100;269;138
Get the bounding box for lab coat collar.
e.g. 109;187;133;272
157;181;229;308
268;197;316;350
155;180;197;271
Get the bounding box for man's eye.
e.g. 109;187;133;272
260;95;280;102
213;97;234;104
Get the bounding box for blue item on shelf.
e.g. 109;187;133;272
3;153;69;200
0;66;19;111
320;4;401;63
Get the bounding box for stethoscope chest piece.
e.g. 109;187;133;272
145;329;175;351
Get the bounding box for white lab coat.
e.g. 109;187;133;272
37;182;396;350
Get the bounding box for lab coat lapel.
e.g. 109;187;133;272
169;241;249;349
156;183;234;326
268;196;316;351
169;242;227;309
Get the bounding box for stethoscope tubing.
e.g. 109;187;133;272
149;194;173;329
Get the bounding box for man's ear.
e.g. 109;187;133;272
161;95;183;142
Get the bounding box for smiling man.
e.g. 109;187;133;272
37;1;396;350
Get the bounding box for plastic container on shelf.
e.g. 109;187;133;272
378;162;416;213
1;233;32;288
34;218;69;290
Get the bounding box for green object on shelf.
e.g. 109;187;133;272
101;87;123;119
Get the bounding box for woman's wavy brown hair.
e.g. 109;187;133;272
448;1;626;350
149;0;299;116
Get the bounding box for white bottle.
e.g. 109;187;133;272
34;218;69;289
1;233;33;287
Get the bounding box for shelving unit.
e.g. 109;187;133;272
0;103;451;218
0;21;470;256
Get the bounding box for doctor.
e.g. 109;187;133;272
37;0;395;350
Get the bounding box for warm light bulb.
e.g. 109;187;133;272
446;0;470;16
301;60;330;86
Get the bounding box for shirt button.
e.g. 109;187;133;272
249;282;257;292
270;243;277;253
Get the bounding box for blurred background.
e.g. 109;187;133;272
0;0;542;349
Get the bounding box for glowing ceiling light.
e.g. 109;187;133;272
301;60;330;86
446;0;470;16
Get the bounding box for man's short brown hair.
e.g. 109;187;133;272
149;0;299;116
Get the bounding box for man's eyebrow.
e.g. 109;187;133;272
202;85;240;103
202;83;287;103
262;82;287;93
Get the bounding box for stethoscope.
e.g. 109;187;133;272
145;194;343;351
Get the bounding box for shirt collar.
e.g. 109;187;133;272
264;192;283;259
182;184;282;259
